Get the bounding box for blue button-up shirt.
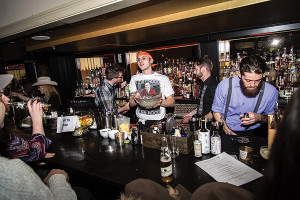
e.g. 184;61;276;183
212;76;278;131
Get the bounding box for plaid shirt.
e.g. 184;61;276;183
94;79;118;114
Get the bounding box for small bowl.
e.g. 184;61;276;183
99;128;111;138
136;95;160;109
108;130;119;140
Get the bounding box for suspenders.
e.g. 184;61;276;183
224;77;265;120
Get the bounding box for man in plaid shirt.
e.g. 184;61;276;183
95;64;129;115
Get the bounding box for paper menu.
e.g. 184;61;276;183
195;152;263;186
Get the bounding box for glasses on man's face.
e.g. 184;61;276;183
242;76;262;84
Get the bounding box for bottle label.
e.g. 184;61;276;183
200;131;210;154
194;140;202;157
240;150;247;160
161;165;172;177
160;156;172;177
211;137;221;155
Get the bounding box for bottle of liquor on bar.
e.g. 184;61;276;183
199;117;210;154
211;122;221;155
160;137;173;183
162;121;168;135
131;128;138;146
194;131;202;158
137;122;143;145
153;126;159;134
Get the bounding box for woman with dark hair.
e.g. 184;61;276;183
260;89;300;200
0;74;54;162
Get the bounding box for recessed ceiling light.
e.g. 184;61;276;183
31;36;50;40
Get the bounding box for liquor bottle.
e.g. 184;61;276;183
153;126;159;134
137;122;143;145
211;122;221;155
199;117;210;154
131;128;138;146
162;121;168;135
160;137;173;183
194;131;202;158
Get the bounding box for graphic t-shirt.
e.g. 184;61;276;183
129;72;174;121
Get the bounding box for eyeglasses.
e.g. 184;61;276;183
116;76;123;79
242;76;262;84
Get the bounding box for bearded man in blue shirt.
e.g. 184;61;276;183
212;55;278;136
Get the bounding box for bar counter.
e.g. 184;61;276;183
34;127;268;196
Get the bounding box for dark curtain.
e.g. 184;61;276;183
48;56;79;112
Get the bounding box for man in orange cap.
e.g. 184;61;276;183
129;51;175;128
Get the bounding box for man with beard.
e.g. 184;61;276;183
182;57;218;123
212;55;278;136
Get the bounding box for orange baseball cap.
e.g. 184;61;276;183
136;51;152;59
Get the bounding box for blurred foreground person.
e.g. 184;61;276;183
0;156;77;200
0;74;55;162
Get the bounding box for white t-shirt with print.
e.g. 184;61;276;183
129;72;174;121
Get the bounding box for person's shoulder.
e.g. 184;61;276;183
264;82;278;94
153;72;169;80
0;156;25;170
217;77;231;87
207;76;218;86
130;73;143;80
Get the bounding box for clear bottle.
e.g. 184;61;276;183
160;137;173;183
211;122;221;155
199;117;210;154
194;132;202;157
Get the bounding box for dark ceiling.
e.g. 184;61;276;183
1;0;300;64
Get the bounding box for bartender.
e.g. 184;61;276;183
94;64;130;115
182;57;218;123
129;51;175;128
212;55;278;136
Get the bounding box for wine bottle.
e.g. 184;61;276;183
160;137;173;183
199;117;210;154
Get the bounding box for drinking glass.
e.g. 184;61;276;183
169;135;179;158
